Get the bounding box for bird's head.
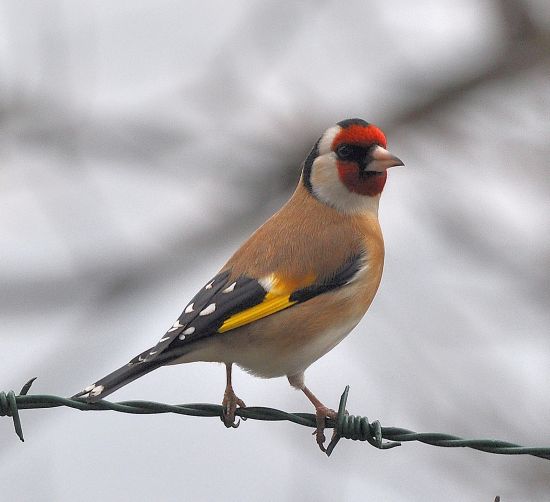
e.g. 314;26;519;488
302;118;403;213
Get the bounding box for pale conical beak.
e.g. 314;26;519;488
367;145;404;172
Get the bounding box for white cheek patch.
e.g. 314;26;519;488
317;126;340;155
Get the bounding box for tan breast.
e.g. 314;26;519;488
223;182;384;287
180;183;385;377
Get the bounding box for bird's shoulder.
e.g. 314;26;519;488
225;183;383;282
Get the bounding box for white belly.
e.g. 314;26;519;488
174;313;362;379
236;317;361;378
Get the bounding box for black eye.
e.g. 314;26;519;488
336;144;353;160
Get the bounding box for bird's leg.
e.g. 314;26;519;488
221;363;246;428
288;373;337;452
302;385;338;452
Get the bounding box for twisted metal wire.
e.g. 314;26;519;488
1;378;549;460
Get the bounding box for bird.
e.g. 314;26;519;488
73;118;404;451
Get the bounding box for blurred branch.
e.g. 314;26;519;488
3;0;549;309
387;0;550;128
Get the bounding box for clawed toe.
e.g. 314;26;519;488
314;406;338;452
222;391;246;428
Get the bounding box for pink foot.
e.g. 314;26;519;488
222;387;246;428
314;406;338;452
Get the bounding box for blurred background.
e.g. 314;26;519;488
1;0;549;500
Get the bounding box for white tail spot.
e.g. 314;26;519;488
184;303;194;313
205;280;214;289
90;385;104;397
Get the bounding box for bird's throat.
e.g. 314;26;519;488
337;163;387;196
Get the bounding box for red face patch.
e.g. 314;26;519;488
331;124;387;150
332;124;388;196
337;164;387;196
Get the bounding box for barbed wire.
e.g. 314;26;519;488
1;378;549;459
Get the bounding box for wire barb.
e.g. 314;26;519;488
2;378;549;461
326;386;401;456
0;377;37;442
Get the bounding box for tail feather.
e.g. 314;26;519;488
72;349;164;402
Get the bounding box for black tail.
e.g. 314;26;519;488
72;349;164;402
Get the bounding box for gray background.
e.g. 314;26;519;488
1;1;549;500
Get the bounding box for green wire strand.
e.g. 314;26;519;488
1;378;548;460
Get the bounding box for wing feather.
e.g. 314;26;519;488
218;292;296;333
142;252;365;363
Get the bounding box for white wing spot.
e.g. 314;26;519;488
159;336;170;343
84;385;95;392
222;282;236;293
184;303;194;313
205;280;214;290
90;385;104;397
199;303;216;316
179;326;195;340
259;274;275;292
149;350;157;355
138;355;145;362
167;320;183;332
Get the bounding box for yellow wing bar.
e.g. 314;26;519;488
218;292;297;333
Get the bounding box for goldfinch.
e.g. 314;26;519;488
74;118;404;451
